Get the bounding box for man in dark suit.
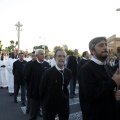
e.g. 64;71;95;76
67;49;80;98
77;51;90;73
13;53;27;105
26;49;50;120
23;51;36;114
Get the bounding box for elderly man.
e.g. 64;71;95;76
40;49;71;120
78;37;120;120
26;49;50;120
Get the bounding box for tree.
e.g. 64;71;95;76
0;40;3;51
62;45;68;51
53;46;62;52
66;49;73;55
7;40;18;52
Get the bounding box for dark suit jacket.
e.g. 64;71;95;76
13;60;27;85
67;55;80;76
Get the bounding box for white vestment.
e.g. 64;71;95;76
7;58;16;93
51;58;56;67
0;60;9;87
24;57;31;62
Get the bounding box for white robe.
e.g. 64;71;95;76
51;58;56;67
24;57;31;62
0;60;9;87
7;58;16;93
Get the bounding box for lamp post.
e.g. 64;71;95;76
39;37;45;53
116;8;120;11
15;21;23;53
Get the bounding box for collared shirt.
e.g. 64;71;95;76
37;59;44;64
55;64;64;71
19;59;23;62
82;57;88;60
91;57;106;65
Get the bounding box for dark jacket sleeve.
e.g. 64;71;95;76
13;61;16;75
39;71;47;99
23;62;30;82
25;62;32;86
79;65;117;103
67;56;71;69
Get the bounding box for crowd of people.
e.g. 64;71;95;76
0;36;120;120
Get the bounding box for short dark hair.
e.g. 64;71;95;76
89;37;107;50
18;52;24;56
82;51;88;57
54;49;64;56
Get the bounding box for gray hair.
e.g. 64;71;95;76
35;49;44;55
89;37;107;50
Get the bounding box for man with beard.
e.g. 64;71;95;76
40;49;71;120
78;37;120;120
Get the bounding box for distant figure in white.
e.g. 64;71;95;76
7;53;16;95
45;55;51;65
24;54;31;62
0;54;8;88
51;57;56;67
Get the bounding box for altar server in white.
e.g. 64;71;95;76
0;55;8;88
7;53;16;95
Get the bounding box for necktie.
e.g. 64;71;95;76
59;70;63;73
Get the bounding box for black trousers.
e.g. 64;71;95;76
70;75;77;95
43;110;69;120
116;101;120;120
26;89;30;111
14;84;26;103
29;99;40;120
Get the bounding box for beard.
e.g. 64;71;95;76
96;53;108;62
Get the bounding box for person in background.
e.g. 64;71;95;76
45;55;51;65
0;54;8;88
67;49;80;98
51;57;56;67
77;51;90;72
7;52;16;96
13;53;27;105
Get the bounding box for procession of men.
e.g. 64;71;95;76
1;37;120;120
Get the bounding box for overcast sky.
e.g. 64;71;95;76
0;0;120;53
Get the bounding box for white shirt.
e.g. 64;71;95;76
55;64;64;71
91;57;106;65
82;57;88;60
37;59;44;64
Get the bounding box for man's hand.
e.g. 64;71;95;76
112;68;120;85
115;90;120;100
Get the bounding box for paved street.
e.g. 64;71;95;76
0;84;82;120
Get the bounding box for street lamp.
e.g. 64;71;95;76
15;21;23;53
116;8;120;11
39;37;45;53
